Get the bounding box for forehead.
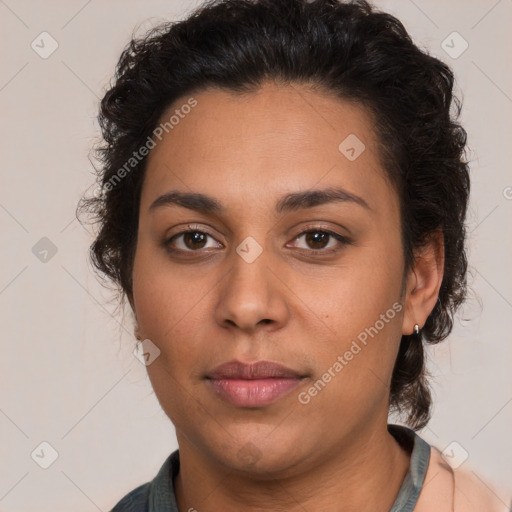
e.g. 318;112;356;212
141;81;396;216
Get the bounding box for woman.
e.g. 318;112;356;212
78;0;511;510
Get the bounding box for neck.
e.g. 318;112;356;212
174;423;411;512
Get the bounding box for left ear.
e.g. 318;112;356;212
402;228;445;335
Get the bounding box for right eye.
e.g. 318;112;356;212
164;227;223;253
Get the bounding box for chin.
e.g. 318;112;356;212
205;431;310;478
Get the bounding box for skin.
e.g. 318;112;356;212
129;81;444;511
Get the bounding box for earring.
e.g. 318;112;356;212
414;324;420;336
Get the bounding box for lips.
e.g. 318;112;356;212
206;360;306;407
207;360;303;380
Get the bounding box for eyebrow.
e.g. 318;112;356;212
148;187;370;215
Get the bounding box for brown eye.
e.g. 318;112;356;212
182;231;208;250
290;228;351;255
165;229;221;253
304;231;330;250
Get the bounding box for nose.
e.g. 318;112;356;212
214;243;289;333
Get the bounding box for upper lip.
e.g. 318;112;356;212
206;360;304;380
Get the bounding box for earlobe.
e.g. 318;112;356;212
402;229;445;336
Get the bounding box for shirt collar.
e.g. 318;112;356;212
388;424;431;511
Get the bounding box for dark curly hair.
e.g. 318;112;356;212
77;0;470;430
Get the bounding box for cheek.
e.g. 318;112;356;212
300;303;403;430
131;243;224;402
292;237;403;337
132;253;210;421
132;242;212;339
296;240;404;405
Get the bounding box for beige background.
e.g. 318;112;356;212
1;0;511;510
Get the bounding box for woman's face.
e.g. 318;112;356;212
131;81;413;475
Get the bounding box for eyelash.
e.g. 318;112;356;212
163;224;351;256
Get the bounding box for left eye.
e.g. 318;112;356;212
289;229;348;253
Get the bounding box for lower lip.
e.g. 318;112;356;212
208;378;303;407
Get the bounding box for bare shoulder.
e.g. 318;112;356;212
415;445;511;512
451;460;511;512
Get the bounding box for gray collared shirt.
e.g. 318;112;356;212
110;424;431;512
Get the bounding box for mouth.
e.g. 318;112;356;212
205;360;307;407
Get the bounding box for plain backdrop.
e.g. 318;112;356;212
1;0;511;510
